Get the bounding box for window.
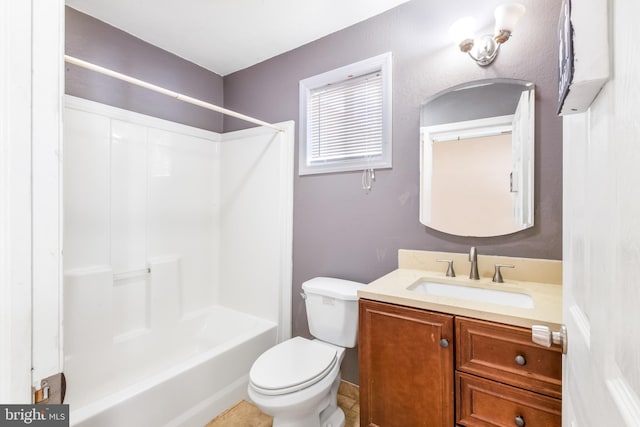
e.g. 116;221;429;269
299;52;392;175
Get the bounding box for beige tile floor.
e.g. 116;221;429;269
205;381;359;427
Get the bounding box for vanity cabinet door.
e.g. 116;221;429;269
359;299;454;427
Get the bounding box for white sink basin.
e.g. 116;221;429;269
408;281;534;309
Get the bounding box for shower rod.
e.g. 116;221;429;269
64;55;284;132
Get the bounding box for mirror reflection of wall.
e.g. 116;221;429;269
419;79;535;237
431;133;513;236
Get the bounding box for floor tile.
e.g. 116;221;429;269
205;381;359;426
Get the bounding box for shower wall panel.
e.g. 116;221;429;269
147;128;220;311
111;120;148;275
63;108;111;270
64;97;220;350
219;123;294;340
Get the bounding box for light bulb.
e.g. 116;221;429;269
494;3;526;33
448;16;477;52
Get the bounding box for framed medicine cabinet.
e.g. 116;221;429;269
419;79;535;237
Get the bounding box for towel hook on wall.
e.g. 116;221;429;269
362;168;375;194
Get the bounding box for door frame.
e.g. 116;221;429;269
0;0;64;403
0;0;34;403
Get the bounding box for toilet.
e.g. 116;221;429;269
248;277;364;427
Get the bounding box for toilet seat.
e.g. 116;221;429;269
249;337;337;396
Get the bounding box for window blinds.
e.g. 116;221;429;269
308;71;383;163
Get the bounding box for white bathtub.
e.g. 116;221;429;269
65;306;277;427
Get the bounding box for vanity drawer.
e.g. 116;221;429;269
456;317;562;399
456;372;561;427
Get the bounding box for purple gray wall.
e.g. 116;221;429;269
223;0;563;384
65;7;224;132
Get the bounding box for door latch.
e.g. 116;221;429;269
32;372;66;404
33;381;49;404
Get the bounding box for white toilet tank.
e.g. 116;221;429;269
301;277;364;348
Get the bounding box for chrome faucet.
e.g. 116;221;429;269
469;247;480;280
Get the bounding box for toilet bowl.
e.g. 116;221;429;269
247;277;363;427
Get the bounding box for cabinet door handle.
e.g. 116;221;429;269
514;354;527;366
514;415;526;427
440;338;449;348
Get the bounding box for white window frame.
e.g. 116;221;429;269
299;52;392;175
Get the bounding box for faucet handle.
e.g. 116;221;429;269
493;264;514;283
436;259;456;277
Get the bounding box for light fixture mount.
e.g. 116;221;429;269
449;3;525;66
467;34;500;67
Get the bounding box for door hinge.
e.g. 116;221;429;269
33;372;66;404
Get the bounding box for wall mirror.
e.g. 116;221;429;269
419;79;535;237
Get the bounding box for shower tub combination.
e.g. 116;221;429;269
63;96;293;427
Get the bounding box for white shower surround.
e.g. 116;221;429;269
63;96;293;426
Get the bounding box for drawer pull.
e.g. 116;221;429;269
440;338;449;348
514;415;526;427
514;354;527;366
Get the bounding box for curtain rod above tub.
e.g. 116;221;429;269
64;55;284;132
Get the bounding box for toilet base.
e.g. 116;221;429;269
271;407;344;427
266;373;345;427
318;373;345;427
320;406;345;427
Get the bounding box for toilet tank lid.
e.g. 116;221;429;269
302;277;364;300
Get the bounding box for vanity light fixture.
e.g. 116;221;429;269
448;3;526;66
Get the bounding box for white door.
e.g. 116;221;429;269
31;0;65;397
561;0;640;422
562;113;640;427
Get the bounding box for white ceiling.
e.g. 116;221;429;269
65;0;412;76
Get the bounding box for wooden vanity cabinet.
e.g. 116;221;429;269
359;301;562;427
359;299;454;427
